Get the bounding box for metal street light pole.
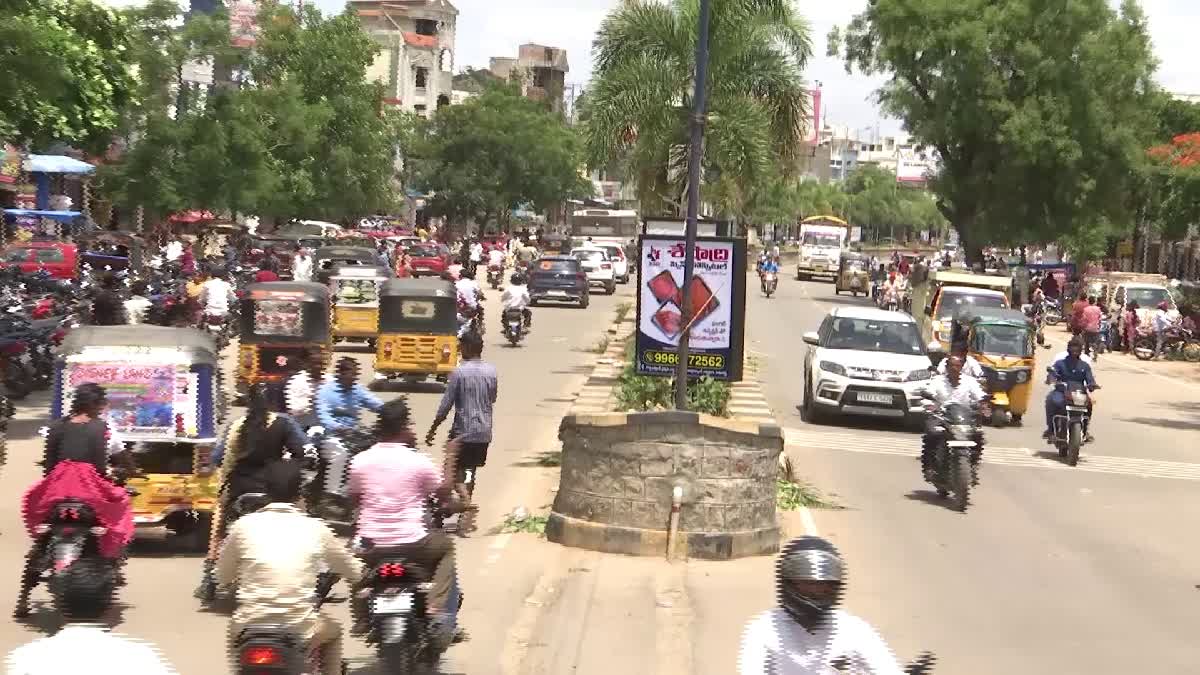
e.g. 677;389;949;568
674;0;713;410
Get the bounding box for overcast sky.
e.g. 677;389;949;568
315;0;1199;134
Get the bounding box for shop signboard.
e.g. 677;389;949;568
635;235;746;381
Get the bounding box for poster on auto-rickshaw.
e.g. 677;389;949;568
253;300;303;337
635;235;746;381
65;363;180;437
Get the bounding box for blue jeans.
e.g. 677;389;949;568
1044;390;1065;432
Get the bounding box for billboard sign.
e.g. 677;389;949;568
635;236;746;381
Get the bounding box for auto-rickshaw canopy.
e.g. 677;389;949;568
952;307;1035;357
378;278;458;333
59;325;218;364
238;281;331;344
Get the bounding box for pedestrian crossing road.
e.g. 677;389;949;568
784;427;1200;481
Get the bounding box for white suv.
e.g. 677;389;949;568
801;306;934;426
570;248;617;295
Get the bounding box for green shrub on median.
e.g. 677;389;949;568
614;360;731;416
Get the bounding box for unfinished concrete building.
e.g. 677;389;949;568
489;43;569;113
351;0;458;116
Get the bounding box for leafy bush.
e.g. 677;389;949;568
614;362;731;416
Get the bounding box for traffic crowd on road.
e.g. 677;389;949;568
0;223;643;674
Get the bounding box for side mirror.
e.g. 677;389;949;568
923;305;933;317
802;331;820;346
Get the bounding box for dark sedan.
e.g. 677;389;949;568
529;256;590;309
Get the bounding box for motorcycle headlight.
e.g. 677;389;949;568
950;424;975;438
1070;391;1089;406
1015;370;1029;384
819;361;846;376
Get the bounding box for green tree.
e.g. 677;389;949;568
0;0;137;152
412;85;592;229
585;0;813;217
830;0;1158;262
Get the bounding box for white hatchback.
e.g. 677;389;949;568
801;306;935;426
570;248;617;295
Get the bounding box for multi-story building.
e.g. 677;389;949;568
351;0;458;117
818;127;939;184
489;43;569;112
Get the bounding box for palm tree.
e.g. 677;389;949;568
585;0;813;217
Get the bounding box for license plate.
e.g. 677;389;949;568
947;440;976;447
856;392;893;404
548;291;567;297
1065;406;1088;412
373;592;413;615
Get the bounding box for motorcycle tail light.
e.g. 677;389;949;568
89;526;107;535
601;263;611;270
377;563;406;578
240;646;281;666
34;524;50;535
577;272;588;282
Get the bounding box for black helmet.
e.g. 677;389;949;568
776;537;844;628
510;272;526;285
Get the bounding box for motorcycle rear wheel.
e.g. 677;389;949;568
1133;337;1156;361
1066;422;1082;467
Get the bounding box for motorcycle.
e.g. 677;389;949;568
486;265;503;290
308;426;377;527
502;308;527;346
925;402;982;512
761;272;778;298
35;499;113;617
1048;377;1097;467
1132;327;1200;362
355;548;450;673
1042;298;1063;326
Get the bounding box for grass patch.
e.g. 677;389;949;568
776;479;842;511
615;301;633;324
516;450;562;467
589;335;611;354
496;511;549;535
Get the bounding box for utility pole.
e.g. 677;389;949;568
674;0;713;410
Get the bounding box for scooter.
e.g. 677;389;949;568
502;308;527;346
486;265;503;290
761;272;778;298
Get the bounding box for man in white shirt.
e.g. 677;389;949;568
500;272;532;329
919;355;987;483
6;558;175;674
163;239;183;262
200;270;236;321
123;281;152;326
936;341;985;381
468;240;484;274
292;247;314;282
738;537;905;675
1152;301;1177;358
217;462;363;675
455;269;483;337
487;247;506;269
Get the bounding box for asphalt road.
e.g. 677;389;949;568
0;280;634;674
749;275;1200;674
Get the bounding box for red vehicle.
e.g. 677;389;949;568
481;235;509;253
407;243;451;277
0;241;78;280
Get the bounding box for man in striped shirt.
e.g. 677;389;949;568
426;331;497;498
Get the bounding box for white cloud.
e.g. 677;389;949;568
317;0;1198;131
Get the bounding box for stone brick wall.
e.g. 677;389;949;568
549;410;783;559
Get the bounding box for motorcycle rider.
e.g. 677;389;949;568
500;272;533;330
1044;337;1100;443
216;460;363;675
935;338;986;381
348;398;469;643
89;273;126;326
123;280;152;325
738;536;906;674
314;358;384;502
487;246;507;273
199;268;236;331
759;255;780;293
456;268;483;336
919;355;987;483
1152;300;1177;359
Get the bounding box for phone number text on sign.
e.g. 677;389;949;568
640;349;726;372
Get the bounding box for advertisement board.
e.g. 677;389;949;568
66;363;180;437
635;236;746;381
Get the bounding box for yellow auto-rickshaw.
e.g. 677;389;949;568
236;282;331;398
835;252;870;297
951;307;1036;427
329;264;391;348
54;326;223;550
375;278;459;382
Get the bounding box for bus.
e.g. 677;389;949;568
570;209;639;241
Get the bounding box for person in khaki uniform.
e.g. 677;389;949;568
216;461;363;675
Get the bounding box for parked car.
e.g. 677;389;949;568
529;256;590;308
408;243;451;276
801;306;934;427
0;241;78;280
570;248;617;295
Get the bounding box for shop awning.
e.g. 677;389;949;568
23;155;95;175
3;208;83;222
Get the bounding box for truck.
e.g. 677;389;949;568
795;215;853;281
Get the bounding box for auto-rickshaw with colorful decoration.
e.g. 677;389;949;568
53;326;223;549
375;278;459;382
235;282;331;399
950;307;1036;427
329;264;391;347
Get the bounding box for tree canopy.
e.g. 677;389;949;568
585;0;813;217
829;0;1158;261
0;0;137;152
409;85;592;228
